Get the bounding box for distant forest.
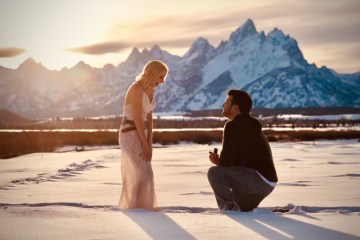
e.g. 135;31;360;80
1;107;359;158
186;107;360;117
1;107;360;130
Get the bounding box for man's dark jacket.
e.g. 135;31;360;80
219;114;278;182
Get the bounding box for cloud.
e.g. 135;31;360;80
108;13;248;50
66;42;129;55
64;0;359;71
135;38;200;49
0;47;26;57
250;1;360;45
108;0;360;49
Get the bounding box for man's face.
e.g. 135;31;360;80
222;95;234;118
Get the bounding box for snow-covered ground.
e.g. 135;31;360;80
0;140;359;239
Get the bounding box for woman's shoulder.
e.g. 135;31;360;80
125;82;143;104
129;82;144;94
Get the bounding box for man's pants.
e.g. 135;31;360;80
207;166;274;212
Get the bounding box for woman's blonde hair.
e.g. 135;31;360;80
136;60;168;87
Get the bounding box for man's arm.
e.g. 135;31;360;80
219;121;238;166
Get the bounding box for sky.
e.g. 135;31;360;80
0;0;359;73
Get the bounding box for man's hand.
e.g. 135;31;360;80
209;152;220;165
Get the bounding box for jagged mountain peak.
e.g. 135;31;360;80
148;45;172;59
71;61;92;71
150;44;161;53
264;27;306;67
145;45;163;58
189;37;211;50
118;45;181;71
229;18;257;44
266;27;297;48
1;19;359;118
103;63;116;70
131;47;140;54
21;57;37;65
121;47;144;67
126;47;141;60
18;57;47;72
192;37;211;47
268;27;286;38
183;37;215;60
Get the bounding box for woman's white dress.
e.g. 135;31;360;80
118;92;158;210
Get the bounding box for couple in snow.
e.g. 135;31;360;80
118;60;278;212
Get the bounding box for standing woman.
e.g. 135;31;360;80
118;60;168;211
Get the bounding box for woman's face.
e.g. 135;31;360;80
150;70;167;88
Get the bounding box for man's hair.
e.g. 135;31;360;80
227;89;253;114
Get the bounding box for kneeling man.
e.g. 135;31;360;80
208;89;278;212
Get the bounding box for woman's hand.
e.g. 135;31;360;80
142;142;152;162
149;145;153;161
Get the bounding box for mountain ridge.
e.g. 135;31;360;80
0;18;359;118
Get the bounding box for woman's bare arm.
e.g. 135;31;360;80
128;83;152;161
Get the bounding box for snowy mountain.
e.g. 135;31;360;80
0;19;359;118
155;19;359;111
